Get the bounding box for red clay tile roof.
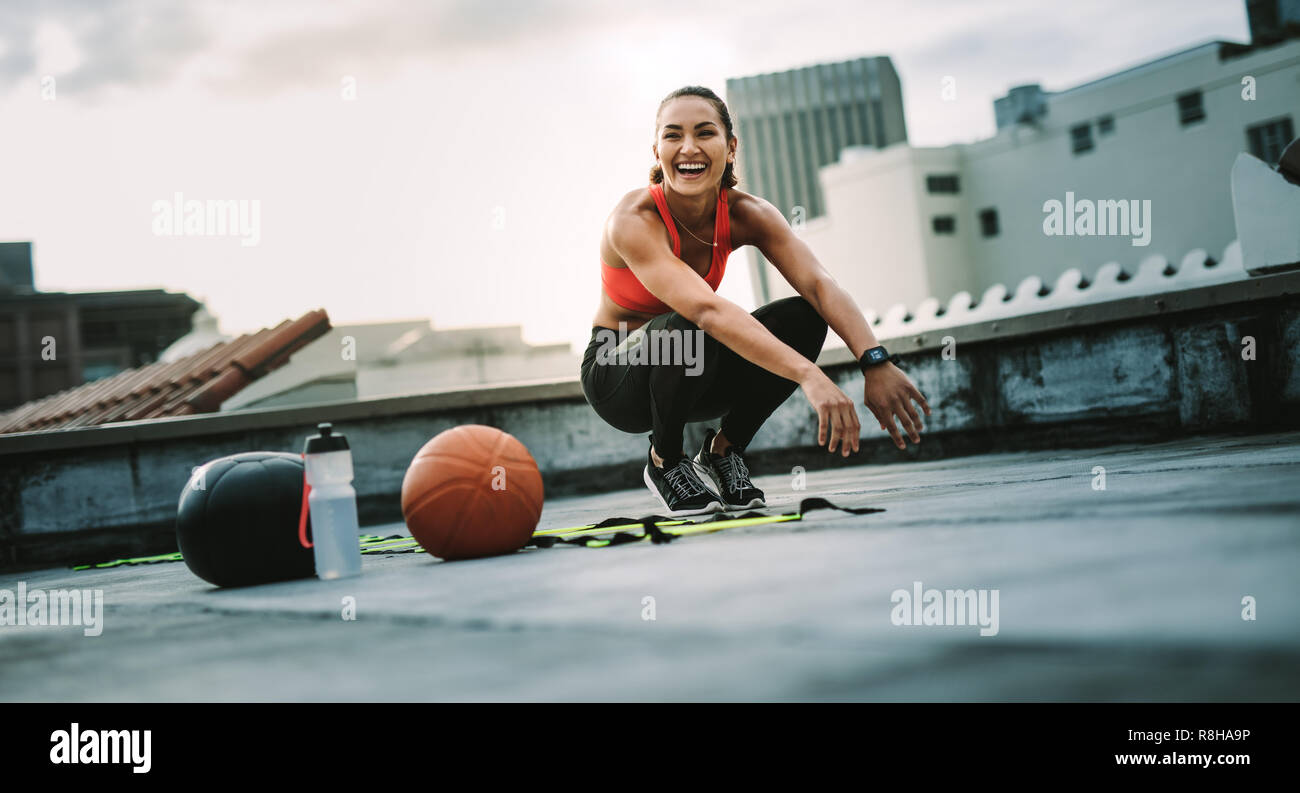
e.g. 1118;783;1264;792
0;309;331;434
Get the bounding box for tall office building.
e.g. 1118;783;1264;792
727;57;908;304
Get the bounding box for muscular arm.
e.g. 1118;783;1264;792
746;199;880;357
749;196;931;449
610;212;817;384
610;206;869;456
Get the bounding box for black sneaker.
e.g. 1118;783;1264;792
643;441;725;517
692;428;766;510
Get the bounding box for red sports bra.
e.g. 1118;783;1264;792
600;182;732;315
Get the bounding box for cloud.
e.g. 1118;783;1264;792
0;0;210;96
0;0;844;98
0;0;610;97
219;0;594;94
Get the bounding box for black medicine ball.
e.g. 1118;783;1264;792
176;451;315;587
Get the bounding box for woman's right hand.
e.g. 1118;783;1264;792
800;368;861;457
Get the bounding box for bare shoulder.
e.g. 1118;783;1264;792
614;186;659;221
602;187;662;265
603;188;649;233
725;188;783;249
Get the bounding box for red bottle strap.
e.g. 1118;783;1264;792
299;455;313;548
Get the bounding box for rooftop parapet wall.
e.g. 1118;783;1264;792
2;243;1299;572
852;240;1249;347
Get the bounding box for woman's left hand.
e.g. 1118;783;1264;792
862;363;931;450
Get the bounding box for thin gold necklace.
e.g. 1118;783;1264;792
664;187;717;247
665;205;717;245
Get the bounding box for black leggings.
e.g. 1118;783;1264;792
580;296;829;464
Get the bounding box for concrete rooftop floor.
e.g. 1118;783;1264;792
3;430;1298;701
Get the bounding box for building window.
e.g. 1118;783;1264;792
1177;90;1205;126
978;208;1000;238
932;216;956;235
1071;122;1093;154
1246;116;1295;167
1097;115;1115;135
926;174;960;194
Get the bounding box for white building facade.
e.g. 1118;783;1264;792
757;34;1300;333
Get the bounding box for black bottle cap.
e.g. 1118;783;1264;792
304;422;350;455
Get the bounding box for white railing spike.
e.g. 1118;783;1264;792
858;240;1253;337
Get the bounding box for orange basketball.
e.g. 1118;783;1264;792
400;425;544;560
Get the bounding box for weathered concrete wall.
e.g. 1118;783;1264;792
2;284;1299;571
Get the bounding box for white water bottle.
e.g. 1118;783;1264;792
304;422;363;580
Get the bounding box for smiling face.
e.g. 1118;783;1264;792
653;96;736;192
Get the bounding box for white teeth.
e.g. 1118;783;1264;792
677;163;706;171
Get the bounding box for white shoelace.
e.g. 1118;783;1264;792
663;461;707;499
715;453;754;490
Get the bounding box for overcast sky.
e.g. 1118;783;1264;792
0;0;1249;355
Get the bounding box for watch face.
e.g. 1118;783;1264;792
869;349;885;362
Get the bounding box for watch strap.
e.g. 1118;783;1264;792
858;346;899;372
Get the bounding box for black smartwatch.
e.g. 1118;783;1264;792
858;345;899;374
